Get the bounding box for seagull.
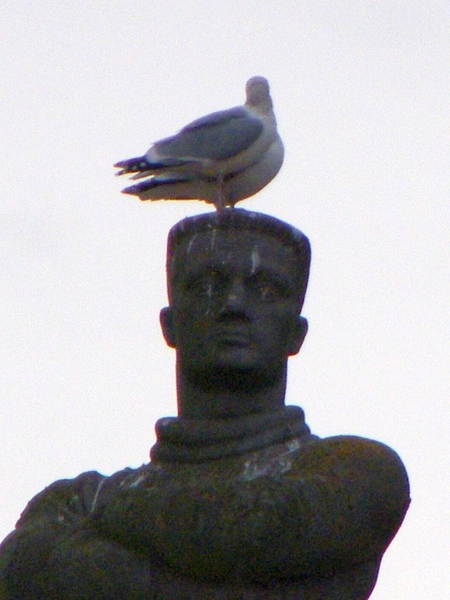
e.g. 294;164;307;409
114;77;284;211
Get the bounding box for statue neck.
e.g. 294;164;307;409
175;363;288;420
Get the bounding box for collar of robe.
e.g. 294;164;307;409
150;405;315;463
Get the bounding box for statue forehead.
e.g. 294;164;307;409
175;229;295;266
167;210;310;269
166;210;311;306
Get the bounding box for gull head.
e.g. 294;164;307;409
245;76;273;111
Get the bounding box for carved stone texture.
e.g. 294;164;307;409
0;210;409;599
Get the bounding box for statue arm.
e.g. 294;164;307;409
92;436;409;583
2;436;409;592
0;471;102;596
251;435;410;577
88;436;409;581
0;470;157;599
275;435;410;574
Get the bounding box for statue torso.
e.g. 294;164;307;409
0;407;409;599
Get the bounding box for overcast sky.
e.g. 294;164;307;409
1;2;449;597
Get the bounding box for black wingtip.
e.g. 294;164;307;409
121;185;140;196
114;155;150;174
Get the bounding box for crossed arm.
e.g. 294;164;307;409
0;437;409;599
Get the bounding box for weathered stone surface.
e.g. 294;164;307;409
0;211;410;599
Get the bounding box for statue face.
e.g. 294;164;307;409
161;229;307;390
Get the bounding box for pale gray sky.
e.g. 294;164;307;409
1;2;449;597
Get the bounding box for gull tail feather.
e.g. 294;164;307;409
121;174;195;198
114;155;200;177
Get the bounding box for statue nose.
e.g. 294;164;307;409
222;279;247;312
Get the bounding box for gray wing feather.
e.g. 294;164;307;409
153;107;263;162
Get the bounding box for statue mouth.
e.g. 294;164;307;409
214;326;251;347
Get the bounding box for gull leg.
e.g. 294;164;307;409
214;174;225;211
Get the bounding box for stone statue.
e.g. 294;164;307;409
0;210;410;599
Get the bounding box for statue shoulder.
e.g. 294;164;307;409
291;434;410;534
296;434;409;484
0;466;149;599
14;470;107;530
2;465;138;540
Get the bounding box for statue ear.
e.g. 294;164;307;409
288;316;308;356
160;307;177;348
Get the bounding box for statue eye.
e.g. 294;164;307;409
258;283;277;301
186;271;222;298
251;276;289;302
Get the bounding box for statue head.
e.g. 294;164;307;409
166;210;310;304
160;210;311;414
